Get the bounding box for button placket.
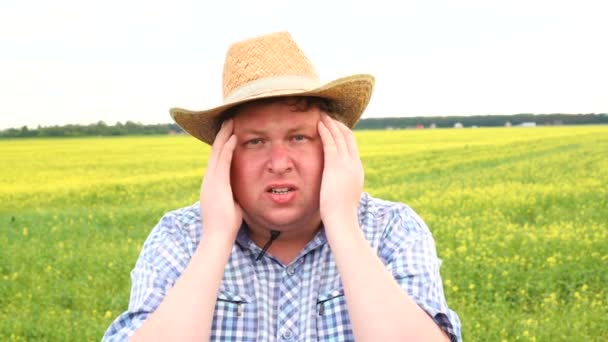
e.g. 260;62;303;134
277;261;300;341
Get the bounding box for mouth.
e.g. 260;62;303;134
264;184;297;201
267;186;295;195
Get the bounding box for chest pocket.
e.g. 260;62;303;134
316;289;355;341
211;291;255;341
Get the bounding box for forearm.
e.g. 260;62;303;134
130;230;235;342
325;218;449;342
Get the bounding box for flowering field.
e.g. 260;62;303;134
1;126;607;341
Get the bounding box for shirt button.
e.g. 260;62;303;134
282;329;294;340
285;266;295;276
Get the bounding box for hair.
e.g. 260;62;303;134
218;96;342;125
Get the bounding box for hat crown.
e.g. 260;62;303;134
222;32;320;100
170;31;374;145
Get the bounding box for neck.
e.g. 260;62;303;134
246;220;320;264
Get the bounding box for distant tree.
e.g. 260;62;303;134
1;114;606;138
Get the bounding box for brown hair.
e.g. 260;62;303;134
218;96;341;124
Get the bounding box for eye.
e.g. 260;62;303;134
244;138;264;147
291;134;307;142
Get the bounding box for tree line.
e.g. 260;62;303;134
1;113;606;138
354;113;608;129
0;121;183;138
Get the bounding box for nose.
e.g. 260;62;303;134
267;143;293;174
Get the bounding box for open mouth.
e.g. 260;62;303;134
265;184;297;203
268;187;294;195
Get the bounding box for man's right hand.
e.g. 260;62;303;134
200;119;242;235
131;119;243;341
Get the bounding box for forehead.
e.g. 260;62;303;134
232;100;322;130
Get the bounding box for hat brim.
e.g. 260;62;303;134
170;74;374;145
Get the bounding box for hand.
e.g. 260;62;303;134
317;114;364;229
200;119;242;236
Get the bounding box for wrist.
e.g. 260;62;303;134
322;213;361;240
193;228;238;268
201;226;239;245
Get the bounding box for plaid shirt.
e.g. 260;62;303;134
103;192;461;341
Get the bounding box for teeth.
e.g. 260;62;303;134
271;188;290;194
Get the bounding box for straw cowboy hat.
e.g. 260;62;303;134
170;31;375;145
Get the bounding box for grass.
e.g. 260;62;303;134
1;125;607;341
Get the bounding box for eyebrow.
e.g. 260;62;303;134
237;123;316;136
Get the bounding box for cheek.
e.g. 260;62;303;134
312;154;323;175
303;146;324;181
231;154;263;186
230;155;247;191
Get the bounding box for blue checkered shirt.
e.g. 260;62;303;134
103;192;461;341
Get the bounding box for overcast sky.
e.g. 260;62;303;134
1;0;606;129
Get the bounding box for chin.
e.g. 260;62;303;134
262;215;303;230
253;211;314;232
242;204;320;230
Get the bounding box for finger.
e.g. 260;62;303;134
215;134;237;182
318;120;337;158
335;120;359;158
321;114;347;156
208;119;234;169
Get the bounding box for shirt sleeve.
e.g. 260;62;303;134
378;205;462;342
102;212;193;341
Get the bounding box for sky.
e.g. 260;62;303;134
1;0;607;129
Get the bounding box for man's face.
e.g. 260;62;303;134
230;101;324;233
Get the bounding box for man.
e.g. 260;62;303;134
103;31;461;341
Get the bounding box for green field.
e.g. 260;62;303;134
1;126;607;341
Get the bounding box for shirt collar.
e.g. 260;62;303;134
234;221;328;263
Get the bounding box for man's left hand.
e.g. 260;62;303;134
317;114;364;229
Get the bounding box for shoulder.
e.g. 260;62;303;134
358;192;433;246
359;192;430;234
140;202;202;258
162;201;202;227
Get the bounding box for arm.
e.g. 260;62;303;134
318;115;452;342
130;119;241;341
